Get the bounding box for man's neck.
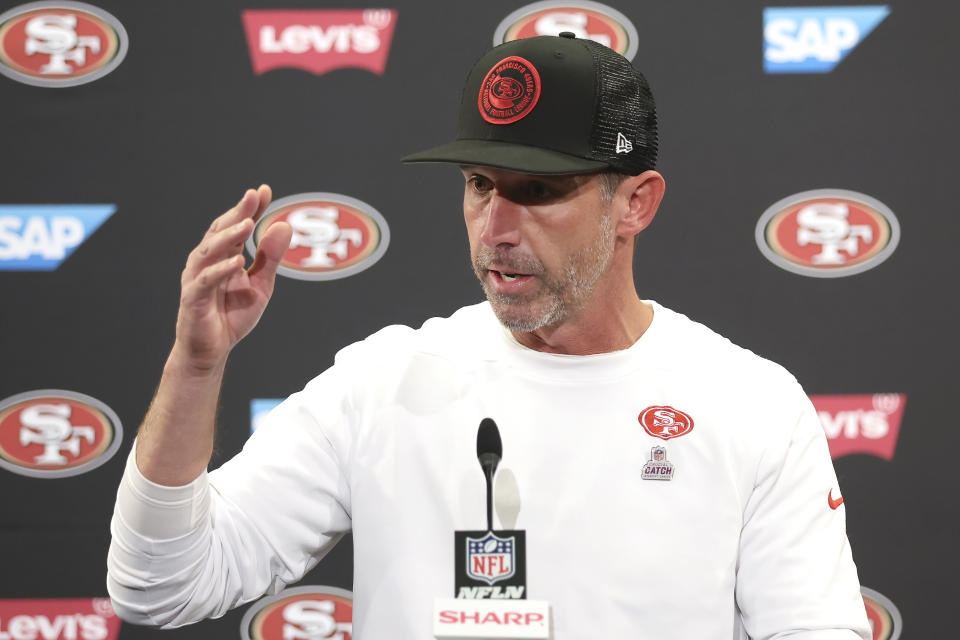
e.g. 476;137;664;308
511;294;653;355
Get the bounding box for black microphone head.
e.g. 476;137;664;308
477;417;502;461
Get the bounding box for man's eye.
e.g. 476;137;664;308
527;182;551;200
469;176;492;192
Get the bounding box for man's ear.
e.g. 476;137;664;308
615;170;665;238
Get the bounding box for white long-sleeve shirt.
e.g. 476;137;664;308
107;301;871;639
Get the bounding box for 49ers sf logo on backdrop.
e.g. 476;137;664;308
246;192;390;281
0;389;122;478
0;598;122;640
638;406;694;440
240;586;353;640
0;1;128;87
755;189;900;278
861;587;902;640
493;1;639;60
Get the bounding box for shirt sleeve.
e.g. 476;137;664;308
735;384;871;640
106;361;356;628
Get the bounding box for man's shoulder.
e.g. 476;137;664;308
650;301;798;389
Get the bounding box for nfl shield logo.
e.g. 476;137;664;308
653;447;666;461
466;531;515;584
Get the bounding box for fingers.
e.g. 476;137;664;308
253;184;272;222
183;217;253;283
206;184;273;238
181;254;245;307
247;220;293;289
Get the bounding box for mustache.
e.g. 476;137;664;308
474;247;545;275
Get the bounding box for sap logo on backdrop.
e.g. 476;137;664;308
755;189;899;278
246;192;390;281
493;1;639;59
764;6;890;73
810;394;906;461
861;587;902;640
240;586;353;640
0;389;123;478
250;398;282;434
0;1;128;87
0;204;115;271
0;597;121;640
242;9;397;76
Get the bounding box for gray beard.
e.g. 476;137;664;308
475;214;615;333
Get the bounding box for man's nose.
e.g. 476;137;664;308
480;191;522;247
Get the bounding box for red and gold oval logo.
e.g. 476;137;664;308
493;1;639;59
241;586;353;640
246;192;390;281
755;189;900;278
478;56;541;125
0;389;122;478
862;587;902;640
0;2;128;87
639;405;694;440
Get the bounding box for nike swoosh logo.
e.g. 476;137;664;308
828;489;844;510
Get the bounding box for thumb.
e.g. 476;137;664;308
248;220;292;286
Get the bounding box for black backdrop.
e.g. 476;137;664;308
1;1;957;638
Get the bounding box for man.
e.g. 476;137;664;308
107;34;870;639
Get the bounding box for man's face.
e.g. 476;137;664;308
461;166;617;332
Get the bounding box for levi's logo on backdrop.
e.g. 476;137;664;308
755;189;900;278
493;1;639;60
0;1;129;87
0;597;122;640
241;9;397;76
810;394;906;461
0;204;115;271
239;586;353;640
763;6;890;73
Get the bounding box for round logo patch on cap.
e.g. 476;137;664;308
478;55;541;125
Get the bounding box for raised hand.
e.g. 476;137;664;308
173;185;293;373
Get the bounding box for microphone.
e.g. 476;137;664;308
476;418;502;531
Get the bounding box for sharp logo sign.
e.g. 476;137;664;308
0;204;115;271
763;6;890;73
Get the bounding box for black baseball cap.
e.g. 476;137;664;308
401;32;658;176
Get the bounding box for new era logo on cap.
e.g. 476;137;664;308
616;132;633;154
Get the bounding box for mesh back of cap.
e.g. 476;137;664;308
584;40;658;175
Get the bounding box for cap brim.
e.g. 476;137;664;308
401;139;608;175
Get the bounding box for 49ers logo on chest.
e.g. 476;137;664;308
246;192;390;281
639;405;694;440
478;56;541;125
